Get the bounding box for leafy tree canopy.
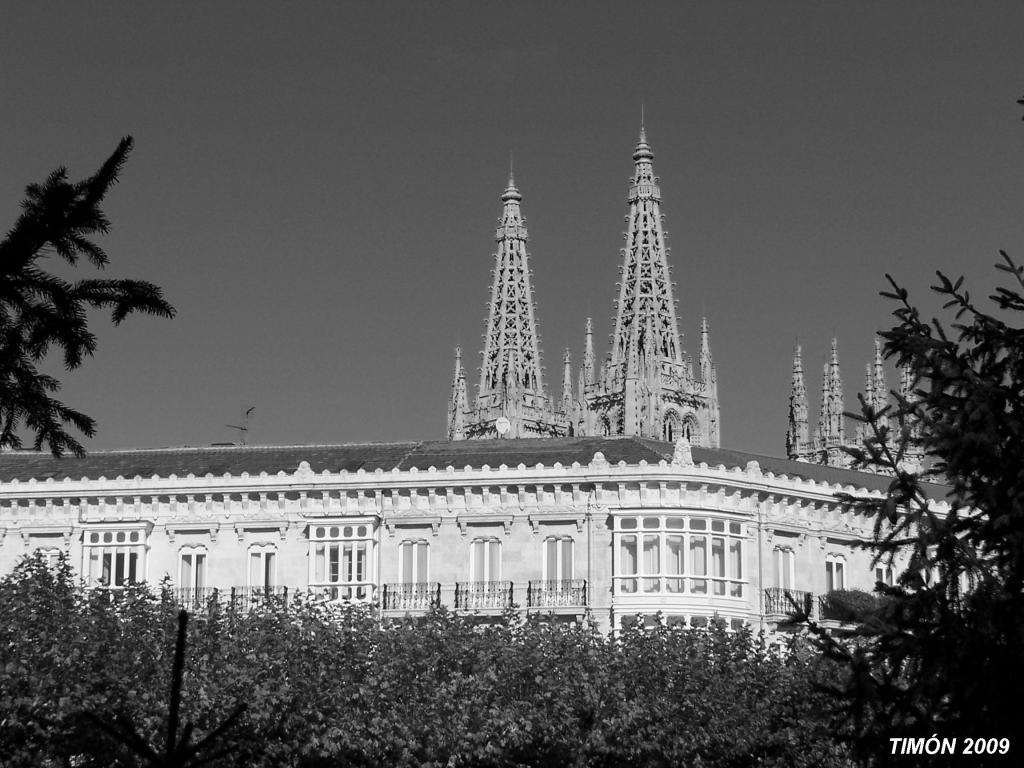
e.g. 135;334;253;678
0;555;851;768
0;137;175;456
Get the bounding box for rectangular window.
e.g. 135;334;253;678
666;534;684;593
471;539;501;581
774;547;794;589
619;534;638;593
250;549;276;589
308;523;375;601
84;530;145;587
400;540;429;584
826;557;846;592
544;537;573;582
690;536;707;594
711;537;726;595
729;540;743;597
180;552;206;590
642;535;660;593
874;565;894;587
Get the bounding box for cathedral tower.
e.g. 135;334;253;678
447;173;568;439
579;127;720;446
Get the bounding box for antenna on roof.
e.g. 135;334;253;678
226;406;255;446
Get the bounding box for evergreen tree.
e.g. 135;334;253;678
820;253;1024;765
0;137;174;456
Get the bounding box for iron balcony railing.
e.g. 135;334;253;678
228;585;289;611
454;580;514;610
165;587;222;610
162;585;289;612
526;579;587;608
312;584;376;603
382;582;441;611
763;587;815;619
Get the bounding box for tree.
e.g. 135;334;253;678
818;253;1024;765
0;137;174;456
0;556;850;768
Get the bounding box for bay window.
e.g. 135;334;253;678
613;515;745;598
309;523;375;601
83;528;146;587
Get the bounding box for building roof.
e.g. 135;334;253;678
0;437;949;500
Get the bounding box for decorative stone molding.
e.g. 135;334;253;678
233;520;289;541
455;513;513;537
383;515;441;537
671;437;694;467
526;511;586;534
166;522;221;543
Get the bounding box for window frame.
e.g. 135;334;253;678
469;536;502;582
248;544;278;589
82;525;148;588
542;536;574;582
308;521;376;601
178;546;208;591
398;539;430;584
825;553;847;592
612;514;745;598
773;545;796;590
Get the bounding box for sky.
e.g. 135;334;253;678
1;1;1023;457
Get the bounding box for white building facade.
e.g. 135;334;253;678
0;436;932;633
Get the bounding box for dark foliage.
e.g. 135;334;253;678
0;555;852;768
0;137;175;456
816;253;1024;765
819;590;880;624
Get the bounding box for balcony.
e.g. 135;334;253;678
382;582;441;611
165;586;222;610
763;587;814;619
454;580;513;610
527;579;587;608
163;586;289;612
312;584;375;603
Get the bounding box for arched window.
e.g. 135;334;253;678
683;415;699;442
663;410;681;442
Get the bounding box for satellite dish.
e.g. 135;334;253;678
495;417;511;436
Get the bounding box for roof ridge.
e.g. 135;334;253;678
43;441;423;457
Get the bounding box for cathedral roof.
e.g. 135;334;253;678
0;437;948;499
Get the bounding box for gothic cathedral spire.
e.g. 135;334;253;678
447;173;568;440
786;345;811;460
579;126;720;445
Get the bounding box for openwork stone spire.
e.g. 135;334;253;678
610;126;682;368
818;338;845;448
786;345;811;459
578;127;720;445
447;346;468;440
786;336;927;472
448;173;567;440
479;173;544;394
